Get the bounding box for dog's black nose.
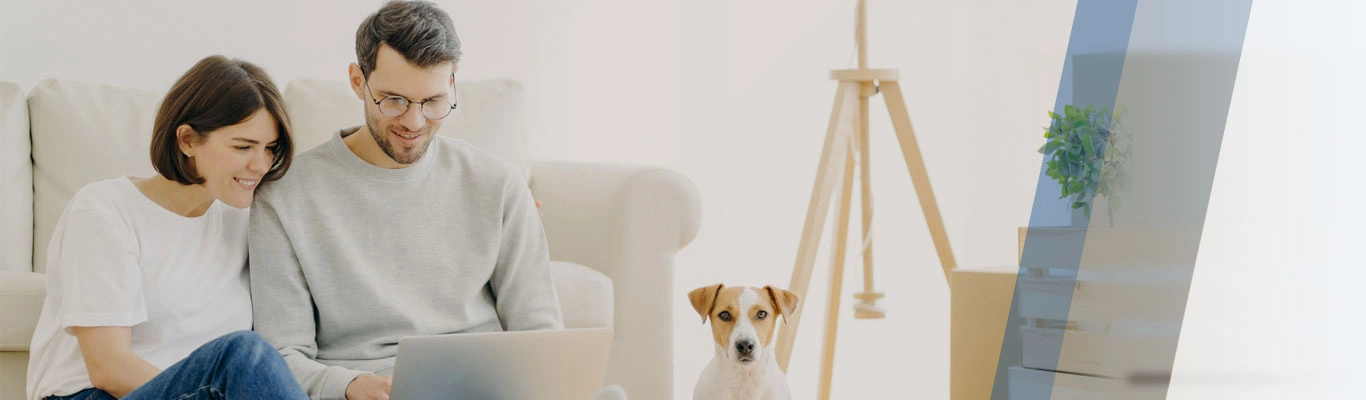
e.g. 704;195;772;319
736;340;755;356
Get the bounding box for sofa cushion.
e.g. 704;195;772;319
549;261;613;329
0;271;45;351
1;351;29;400
282;79;530;180
0;82;32;273
28;80;163;273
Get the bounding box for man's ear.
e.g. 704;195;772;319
687;283;724;324
349;63;366;101
448;64;458;97
764;285;800;325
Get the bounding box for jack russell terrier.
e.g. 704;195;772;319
689;283;800;400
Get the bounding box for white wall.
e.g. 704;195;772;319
0;0;667;166
1;1;1076;398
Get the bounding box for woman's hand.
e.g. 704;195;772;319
72;326;162;397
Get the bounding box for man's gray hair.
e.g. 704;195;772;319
356;0;462;76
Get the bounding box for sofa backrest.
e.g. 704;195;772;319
0;82;32;273
28;80;163;273
26;78;530;273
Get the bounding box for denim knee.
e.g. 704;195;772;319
218;330;269;347
217;331;276;362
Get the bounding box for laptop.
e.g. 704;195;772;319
389;327;615;400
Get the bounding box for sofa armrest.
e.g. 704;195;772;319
530;161;701;271
1;271;45;352
529;161;701;400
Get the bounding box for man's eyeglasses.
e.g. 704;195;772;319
363;77;457;120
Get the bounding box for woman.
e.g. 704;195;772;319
25;56;307;400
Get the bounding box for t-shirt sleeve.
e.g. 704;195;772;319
52;208;148;331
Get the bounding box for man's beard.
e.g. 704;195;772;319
365;110;434;165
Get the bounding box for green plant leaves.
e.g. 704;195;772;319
1040;140;1062;155
1039;103;1132;217
1081;127;1096;156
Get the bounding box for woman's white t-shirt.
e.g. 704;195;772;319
26;177;253;400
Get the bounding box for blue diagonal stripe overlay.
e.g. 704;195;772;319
993;0;1254;399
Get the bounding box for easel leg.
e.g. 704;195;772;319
858;82;876;296
777;82;859;371
881;82;958;277
817;125;859;400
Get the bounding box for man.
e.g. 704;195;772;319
248;2;563;399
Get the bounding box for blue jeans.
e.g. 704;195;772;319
48;331;306;400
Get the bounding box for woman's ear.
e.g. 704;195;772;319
176;124;198;157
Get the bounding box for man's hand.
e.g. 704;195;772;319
535;199;543;218
346;374;392;400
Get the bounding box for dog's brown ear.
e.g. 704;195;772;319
687;283;725;324
764;285;800;325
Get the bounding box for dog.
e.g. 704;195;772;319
689;283;800;400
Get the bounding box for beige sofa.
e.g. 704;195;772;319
0;79;701;400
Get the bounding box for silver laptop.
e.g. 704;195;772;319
390;327;614;400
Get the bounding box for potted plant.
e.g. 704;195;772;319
1038;103;1132;227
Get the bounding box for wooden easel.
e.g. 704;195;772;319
773;1;957;399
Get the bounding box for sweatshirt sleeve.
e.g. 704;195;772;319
487;173;564;331
249;193;367;400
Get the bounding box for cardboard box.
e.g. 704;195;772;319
949;266;1019;400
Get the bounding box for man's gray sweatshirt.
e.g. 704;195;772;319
248;128;563;400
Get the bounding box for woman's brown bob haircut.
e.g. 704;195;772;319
150;55;293;185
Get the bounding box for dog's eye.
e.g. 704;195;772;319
757;310;768;319
718;311;732;321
